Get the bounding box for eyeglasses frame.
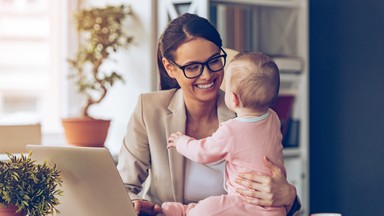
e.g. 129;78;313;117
169;47;227;79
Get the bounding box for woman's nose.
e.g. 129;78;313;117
199;66;212;79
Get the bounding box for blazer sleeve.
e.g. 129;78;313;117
117;94;151;200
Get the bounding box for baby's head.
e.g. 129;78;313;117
225;51;280;113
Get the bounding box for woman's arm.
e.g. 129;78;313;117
235;156;301;215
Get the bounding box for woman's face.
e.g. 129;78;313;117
164;38;224;103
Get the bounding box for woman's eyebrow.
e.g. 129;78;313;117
209;49;222;58
182;50;221;65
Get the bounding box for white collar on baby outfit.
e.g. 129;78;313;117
235;111;270;123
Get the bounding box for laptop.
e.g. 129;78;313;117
26;145;137;216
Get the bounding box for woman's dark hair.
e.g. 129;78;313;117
157;13;222;90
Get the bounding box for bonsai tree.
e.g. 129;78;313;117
0;153;63;216
68;4;134;118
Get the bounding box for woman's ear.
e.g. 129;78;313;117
162;57;177;78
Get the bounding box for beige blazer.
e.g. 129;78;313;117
117;88;235;204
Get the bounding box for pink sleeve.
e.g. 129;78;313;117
174;126;229;164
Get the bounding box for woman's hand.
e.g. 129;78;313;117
132;200;162;216
235;156;296;211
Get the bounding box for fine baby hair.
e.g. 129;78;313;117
227;51;280;111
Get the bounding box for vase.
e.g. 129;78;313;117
0;204;26;216
61;117;111;147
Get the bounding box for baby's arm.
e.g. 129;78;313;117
167;128;229;164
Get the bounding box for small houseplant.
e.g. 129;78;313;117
0;153;63;216
63;4;134;147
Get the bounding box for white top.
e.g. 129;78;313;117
183;159;226;203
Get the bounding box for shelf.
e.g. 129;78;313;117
283;148;301;157
272;56;303;72
279;73;300;95
211;0;304;8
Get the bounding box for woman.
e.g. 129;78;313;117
117;13;300;216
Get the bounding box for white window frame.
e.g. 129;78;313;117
0;0;79;144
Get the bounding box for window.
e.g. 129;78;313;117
0;0;69;133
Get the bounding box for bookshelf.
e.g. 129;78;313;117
155;0;309;214
209;0;309;214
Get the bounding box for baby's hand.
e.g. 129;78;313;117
167;132;184;148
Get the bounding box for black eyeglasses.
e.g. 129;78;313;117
170;48;227;79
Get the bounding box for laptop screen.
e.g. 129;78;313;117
26;145;136;216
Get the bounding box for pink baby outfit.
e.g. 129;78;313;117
162;109;286;216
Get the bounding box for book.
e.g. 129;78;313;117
272;56;303;73
271;95;295;138
283;119;300;148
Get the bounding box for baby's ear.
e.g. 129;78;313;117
162;58;177;78
231;92;240;107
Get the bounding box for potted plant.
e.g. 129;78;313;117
63;4;134;147
0;153;63;216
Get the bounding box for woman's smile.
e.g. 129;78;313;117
195;79;216;89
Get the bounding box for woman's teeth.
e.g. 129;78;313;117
196;82;214;89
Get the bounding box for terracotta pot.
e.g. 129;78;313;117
0;204;25;216
62;117;111;147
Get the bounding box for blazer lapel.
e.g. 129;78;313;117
165;89;186;202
